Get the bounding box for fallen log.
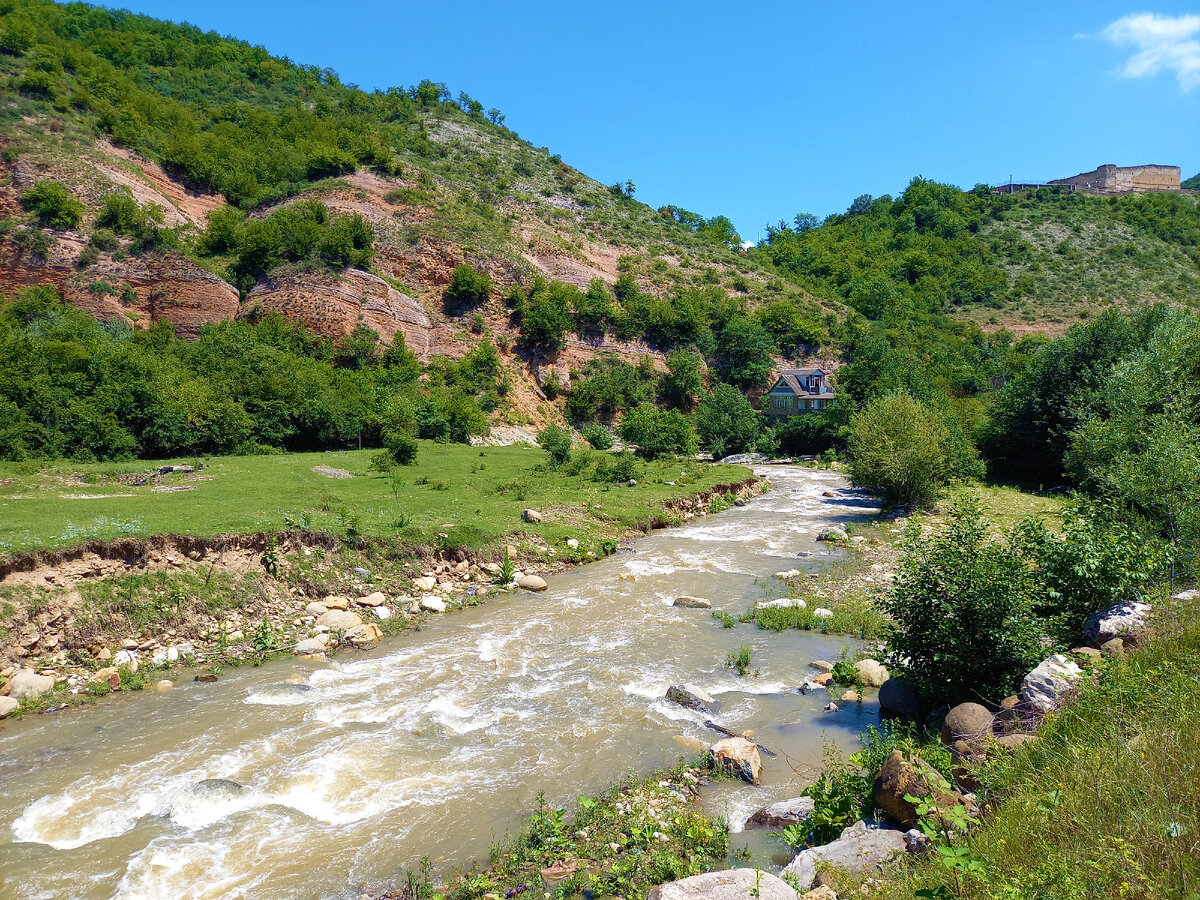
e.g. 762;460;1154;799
704;720;777;757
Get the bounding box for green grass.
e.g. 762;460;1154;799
0;443;751;555
880;589;1200;900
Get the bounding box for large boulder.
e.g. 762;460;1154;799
518;574;548;592
357;591;388;607
294;635;329;656
747;797;815;828
1084;600;1152;647
8;670;55;701
316;610;363;630
872;750;969;828
420;596;448;613
673;596;712;609
854;659;889;687
784;819;908;890
817;526;848;542
647;868;799;900
710;737;762;785
941;702;995;748
0;696;19;718
666;684;720;714
878;676;922;720
1020;654;1083;713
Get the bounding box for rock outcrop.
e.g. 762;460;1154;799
244;267;431;356
784;818;908;890
647;868;800;900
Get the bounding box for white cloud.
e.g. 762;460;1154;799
1101;12;1200;91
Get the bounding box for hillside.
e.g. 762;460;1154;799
751;179;1200;337
0;0;831;397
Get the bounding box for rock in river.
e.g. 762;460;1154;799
709;736;762;784
0;696;19;718
747;796;815;827
518;574;548;592
665;683;719;714
673;596;712;609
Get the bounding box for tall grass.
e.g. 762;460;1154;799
883;590;1200;899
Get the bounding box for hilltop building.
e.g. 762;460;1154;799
767;367;835;420
1049;164;1180;194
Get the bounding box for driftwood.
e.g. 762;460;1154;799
704;720;777;757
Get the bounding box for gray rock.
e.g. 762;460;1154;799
357;591;388;607
1171;589;1199;602
0;696;19;718
878;676;922;719
854;658;889;687
784;818;908;890
673;596;712;609
747;797;816;828
710;736;762;784
518;574;548;592
817;526;848;542
8;670;55;701
1085;600;1152;646
1020;654;1083;713
294;635;329;656
522;508;543;523
665;683;719;714
305;601;329;618
647;868;799;900
720;453;768;465
316;610;363;630
758;597;806;610
420;596;447;612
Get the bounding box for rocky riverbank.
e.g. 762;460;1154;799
0;477;762;719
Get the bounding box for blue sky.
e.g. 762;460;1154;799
122;1;1200;240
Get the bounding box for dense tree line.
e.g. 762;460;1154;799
0;287;500;460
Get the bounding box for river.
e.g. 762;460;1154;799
0;465;882;899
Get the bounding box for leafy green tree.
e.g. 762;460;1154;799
848;393;950;509
515;279;573;352
19;180;83;229
658;350;704;410
711;316;775;390
695;384;760;459
572;279;614;336
382;429;418;466
618;403;697;460
883;499;1047;706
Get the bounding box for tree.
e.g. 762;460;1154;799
516;279;572;352
695;384;760;459
618;403;696;460
883;499;1046;706
712;316;775;390
444;264;492;311
659;350;704;410
19;180;84;230
537;424;572;467
847;393;950;509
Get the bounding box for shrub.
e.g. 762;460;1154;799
581;423;612;450
382;430;419;466
882;498;1047;706
19;180;83;230
444;263;492;311
537;424;572;467
848;393;950;509
618;403;697;460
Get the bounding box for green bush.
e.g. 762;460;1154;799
383;430;419;466
848;393;951;509
882;498;1047;706
444;263;492;311
581;423;612;450
19;180;83;230
537;424;572;467
618;403;697;460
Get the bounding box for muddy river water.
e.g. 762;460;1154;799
0;466;882;899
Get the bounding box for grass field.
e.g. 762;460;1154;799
0;444;751;556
